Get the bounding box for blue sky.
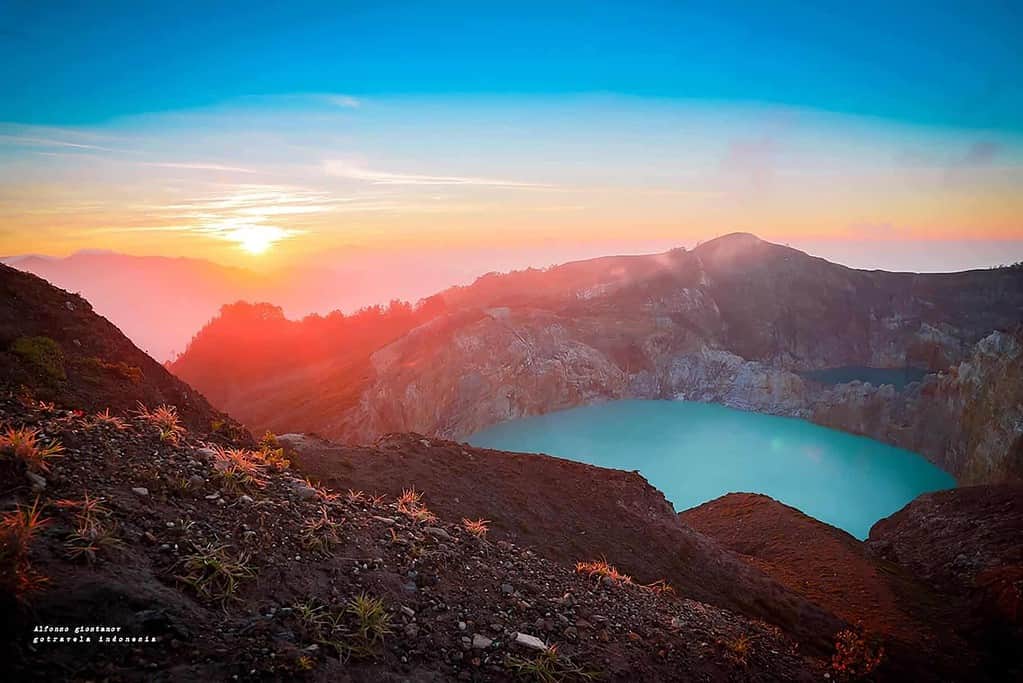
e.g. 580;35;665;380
2;1;1021;130
0;1;1021;271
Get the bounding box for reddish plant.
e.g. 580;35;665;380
135;403;186;444
0;497;51;595
0;426;64;472
575;558;633;585
461;517;491;537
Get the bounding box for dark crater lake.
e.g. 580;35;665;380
469;400;954;539
800;365;930;390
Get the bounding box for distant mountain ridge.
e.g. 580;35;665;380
171;233;1023;483
4;249;483;361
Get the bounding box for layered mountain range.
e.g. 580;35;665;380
172;233;1023;484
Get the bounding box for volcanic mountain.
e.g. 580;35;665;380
171;233;1023;483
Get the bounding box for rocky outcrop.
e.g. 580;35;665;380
813;329;1023;483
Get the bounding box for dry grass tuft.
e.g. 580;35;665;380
135;403;186;444
292;593;393;662
0;497;51;596
505;644;598;682
396;487;437;524
724;633;752;665
575;557;633;585
0;426;64;472
90;408;127;430
641;579;675;595
59;492;121;564
461;517;491;538
177;543;254;606
301;506;343;553
212;446;269;492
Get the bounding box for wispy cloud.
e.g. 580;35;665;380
326;94;361;108
140;161;259;174
323;160;551;188
0;134;119;153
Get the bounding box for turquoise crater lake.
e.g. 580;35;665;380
468;400;955;539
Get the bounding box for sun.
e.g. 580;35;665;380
229;225;286;255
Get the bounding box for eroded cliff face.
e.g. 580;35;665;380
814;330;1023;483
171;233;1023;483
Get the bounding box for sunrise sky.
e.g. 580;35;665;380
2;1;1021;272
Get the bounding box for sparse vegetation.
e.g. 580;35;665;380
80;357;143;384
506;644;598;682
462;517;491;537
60;493;121;564
0;426;65;472
90;408;127;430
212;446;269;492
304;478;339;502
301;505;343;553
831;625;884;679
397;486;437;524
291;593;393;662
0;497;51;596
177;543;254;606
641;579;675;595
575;558;633;585
344;593;393;658
11;336;66;383
257;431;290;472
135;402;186;444
724;633;752;665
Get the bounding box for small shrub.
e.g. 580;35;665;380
80;357;142;384
0;497;51;596
11;336;65;383
177;544;254;605
575;558;632;585
256;432;290;472
505;644;597;682
135;403;186;444
462;517;491;537
832;625;884;679
0;426;64;472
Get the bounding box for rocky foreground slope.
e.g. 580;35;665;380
3;398;827;682
171;234;1023;484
